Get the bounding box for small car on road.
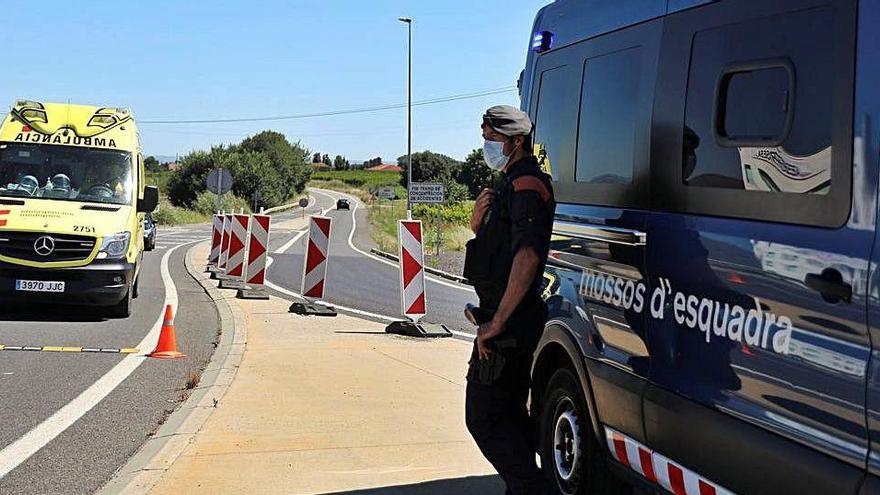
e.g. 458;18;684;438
144;212;156;251
336;199;350;210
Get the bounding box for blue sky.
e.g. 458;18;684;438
1;1;548;162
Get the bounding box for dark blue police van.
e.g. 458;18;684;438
523;1;880;494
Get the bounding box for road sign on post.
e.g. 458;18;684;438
408;183;445;256
377;186;395;199
207;168;234;211
299;197;309;219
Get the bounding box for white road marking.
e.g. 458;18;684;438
309;188;474;293
0;240;196;479
274;228;308;255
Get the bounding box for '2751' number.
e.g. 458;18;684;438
73;225;95;233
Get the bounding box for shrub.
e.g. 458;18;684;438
413;201;473;226
311;170;399;189
193;192;252;216
152;205;209;226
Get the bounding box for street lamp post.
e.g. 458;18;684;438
398;16;413;219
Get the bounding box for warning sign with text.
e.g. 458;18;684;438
409;183;445;204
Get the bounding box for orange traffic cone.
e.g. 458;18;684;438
148;305;186;359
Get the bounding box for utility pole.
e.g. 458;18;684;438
399;16;413;220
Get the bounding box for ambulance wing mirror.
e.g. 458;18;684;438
139;186;159;213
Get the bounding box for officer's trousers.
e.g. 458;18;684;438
465;338;549;495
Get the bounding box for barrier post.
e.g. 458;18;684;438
289;216;337;316
207;212;223;274
237;213;271;300
212;212;231;280
385;220;450;337
219;213;249;290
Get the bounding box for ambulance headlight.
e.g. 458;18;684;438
98;232;130;259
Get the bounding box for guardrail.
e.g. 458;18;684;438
263;197;309;215
369;248;472;285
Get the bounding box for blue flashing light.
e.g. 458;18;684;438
531;31;554;53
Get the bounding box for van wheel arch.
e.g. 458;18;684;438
532;325;602;440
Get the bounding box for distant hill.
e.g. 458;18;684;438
152;155;178;164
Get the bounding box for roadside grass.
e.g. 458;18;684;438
153;203;210;226
311;170;400;190
309;174;474;260
363;194;474;256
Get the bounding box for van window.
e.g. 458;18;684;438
576;47;641;184
533;66;575;181
683;7;834;195
716;62;793;146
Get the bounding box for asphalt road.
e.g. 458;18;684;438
266;188;479;337
0;220;236;494
0;193;476;494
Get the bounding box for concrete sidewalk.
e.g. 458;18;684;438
147;246;500;494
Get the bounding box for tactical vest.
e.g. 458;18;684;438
463;160;553;309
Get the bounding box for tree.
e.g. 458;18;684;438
322;154;332;166
167;146;227;208
238;130;312;199
397;151;460;187
364;157;383;168
312;152;321;163
167;130;312;209
454;148;497;199
333;155;350;170
144;155;161;173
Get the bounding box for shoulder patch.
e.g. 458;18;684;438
512;176;551;202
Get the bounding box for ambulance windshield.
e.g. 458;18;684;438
0;143;134;205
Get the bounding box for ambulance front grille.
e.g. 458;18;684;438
0;232;96;262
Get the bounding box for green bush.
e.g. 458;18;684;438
413;201;473;226
193;192;252;216
146;171;173;192
152;205;209;226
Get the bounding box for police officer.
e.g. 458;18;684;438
463;105;555;495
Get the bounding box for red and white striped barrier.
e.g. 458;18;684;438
245;214;271;287
218;213;233;271
225;214;250;279
208;213;223;266
605;428;732;495
398;220;426;321
301;216;332;299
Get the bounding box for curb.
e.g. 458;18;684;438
369;248;471;285
97;241;248;495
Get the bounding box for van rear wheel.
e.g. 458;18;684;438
539;368;626;495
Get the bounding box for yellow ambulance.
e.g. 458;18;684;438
0;100;158;318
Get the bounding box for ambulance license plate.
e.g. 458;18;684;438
15;280;65;292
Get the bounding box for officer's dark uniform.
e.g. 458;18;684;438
463;154;555;495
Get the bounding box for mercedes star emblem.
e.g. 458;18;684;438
34;236;55;256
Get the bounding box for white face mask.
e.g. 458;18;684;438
483;139;510;170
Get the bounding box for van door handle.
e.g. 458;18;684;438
805;269;852;304
553;220;646;247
